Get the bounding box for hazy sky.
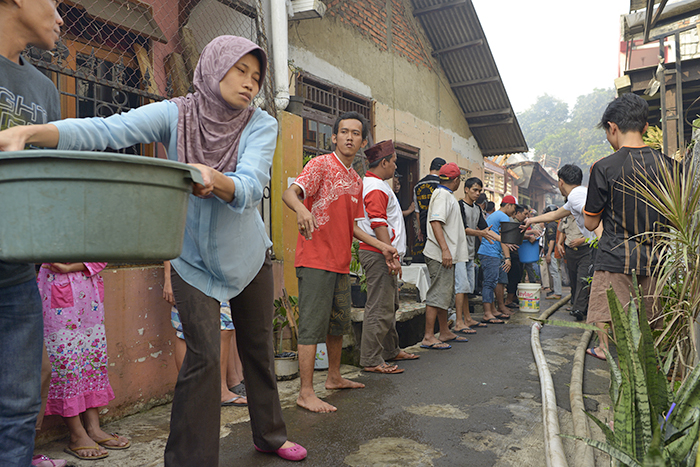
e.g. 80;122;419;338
473;0;631;114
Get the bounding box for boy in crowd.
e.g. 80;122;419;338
583;93;671;360
357;140;418;374
524;165;600;321
541;205;563;300
282;112;400;413
477;196;517;324
420;163;470;349
504;204;528;309
0;1;64;465
453;177;498;334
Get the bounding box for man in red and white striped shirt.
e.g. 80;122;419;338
357;140;418;374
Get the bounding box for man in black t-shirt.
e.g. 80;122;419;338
0;1;63;464
583;93;671;361
411;157;446;261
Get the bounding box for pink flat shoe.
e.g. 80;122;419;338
255;442;307;461
32;455;67;467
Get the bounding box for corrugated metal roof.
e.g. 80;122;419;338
410;0;528;156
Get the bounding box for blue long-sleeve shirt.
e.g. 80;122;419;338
53;100;276;302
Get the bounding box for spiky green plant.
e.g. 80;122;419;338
623;154;700;379
563;278;700;466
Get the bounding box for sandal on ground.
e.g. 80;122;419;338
229;382;247;396
64;446;108;460
94;433;130;450
32;455;67;467
454;327;477;334
386;351;419;361
363;363;404;374
481;318;504;324
494;314;511;320
255;442;308;461
586;347;606;361
419;342;452;350
442;336;468;343
221;395;248;407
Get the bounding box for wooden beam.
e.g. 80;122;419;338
413;0;467;17
643;0;655;43
650;0;669;29
464;108;511;119
468;118;514;129
432;39;483;57
451;76;499;89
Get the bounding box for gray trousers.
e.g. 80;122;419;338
564;245;593;314
359;250;400;367
165;254;286;466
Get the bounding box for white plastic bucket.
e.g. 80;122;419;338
517;283;541;312
314;343;329;370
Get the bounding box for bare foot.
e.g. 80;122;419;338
221;388;237;403
296;393;337;413
438;330;458;341
325;377;365;390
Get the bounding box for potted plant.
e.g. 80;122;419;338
273;288;299;380
350;240;367;308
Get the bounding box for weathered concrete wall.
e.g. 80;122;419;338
288;0;483;177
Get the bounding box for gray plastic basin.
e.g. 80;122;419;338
0;150;203;262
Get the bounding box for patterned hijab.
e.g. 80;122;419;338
171;36;267;173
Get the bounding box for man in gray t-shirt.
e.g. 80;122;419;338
0;1;63;464
453;177;497;334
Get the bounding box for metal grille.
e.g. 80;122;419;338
296;73;372;121
26;0;276;240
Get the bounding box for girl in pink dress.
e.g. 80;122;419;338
37;262;130;461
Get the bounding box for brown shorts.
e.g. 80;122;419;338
296;267;351;345
587;270;660;328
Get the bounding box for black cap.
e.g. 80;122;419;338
430;157;447;171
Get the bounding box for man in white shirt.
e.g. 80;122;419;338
523;164;601;320
420;163;470;349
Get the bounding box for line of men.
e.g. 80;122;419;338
283;92;672;418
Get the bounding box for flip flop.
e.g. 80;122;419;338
481;318;504;324
221;396;248;407
363;363;404;374
64;446;108;460
229;382;246;396
586;347;606;361
420;342;452;350
386;352;420;361
470;322;488;328
442;336;468;343
454;327;477;335
94;433;130;450
495;314;511;320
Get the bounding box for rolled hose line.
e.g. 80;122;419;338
531;294;571;467
571;330;595;467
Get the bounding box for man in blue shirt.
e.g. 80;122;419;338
477;195;517;323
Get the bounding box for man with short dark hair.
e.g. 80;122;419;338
524;164;600;321
357;140;418;374
583;93;671;360
0;1;63;465
412;157;446;261
420;163;469;349
283;112;400;413
453;177;497;334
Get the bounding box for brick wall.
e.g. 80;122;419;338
325;0;432;68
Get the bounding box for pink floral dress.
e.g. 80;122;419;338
37;262;115;418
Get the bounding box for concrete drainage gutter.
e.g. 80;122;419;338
530;294;571;467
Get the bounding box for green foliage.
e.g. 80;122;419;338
517;89;615;168
624;154;700;379
567;279;700;466
273;290;299;355
350;239;367;293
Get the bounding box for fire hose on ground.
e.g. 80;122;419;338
530;293;596;467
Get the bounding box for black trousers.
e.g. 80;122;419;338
165;254;286;466
564;244;593;314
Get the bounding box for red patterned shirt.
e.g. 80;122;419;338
293;153;364;273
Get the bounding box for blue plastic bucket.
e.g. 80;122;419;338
518;240;539;263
